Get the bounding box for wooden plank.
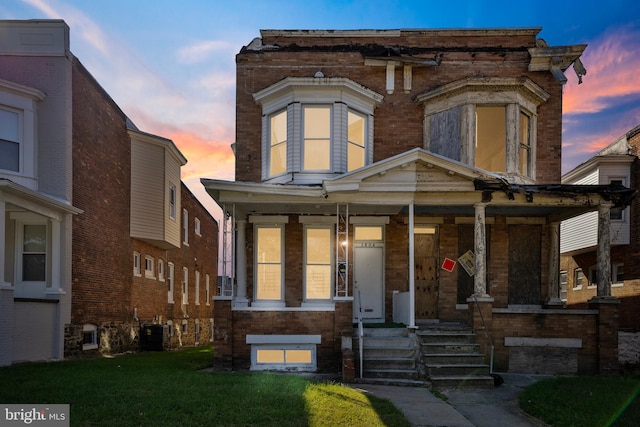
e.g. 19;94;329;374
508;225;541;304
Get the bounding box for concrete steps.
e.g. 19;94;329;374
417;323;494;389
353;327;427;386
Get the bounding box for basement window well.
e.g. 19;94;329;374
247;335;320;371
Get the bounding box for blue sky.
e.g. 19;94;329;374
2;0;640;218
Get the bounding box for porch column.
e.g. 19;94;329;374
0;200;14;366
0;200;9;287
234;219;249;307
473;203;488;297
408;202;416;328
597;202;612;297
546;221;562;306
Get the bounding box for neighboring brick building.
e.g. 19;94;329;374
0;20;217;365
561;124;640;331
66;53;218;357
203;28;633;377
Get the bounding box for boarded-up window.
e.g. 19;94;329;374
429;107;461;161
508;225;541;304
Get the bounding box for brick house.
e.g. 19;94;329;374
561;124;640;332
0;20;218;365
203;28;634;378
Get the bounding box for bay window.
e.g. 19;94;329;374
255;77;383;183
418;77;548;182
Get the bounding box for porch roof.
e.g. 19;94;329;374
201;149;635;221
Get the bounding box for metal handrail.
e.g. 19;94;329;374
471;294;494;374
358;290;364;379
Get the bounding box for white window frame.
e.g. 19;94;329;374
247;335;321;372
182;209;189;245
573;268;584;290
182;267;189;304
144;256;155;279
169;183;177;221
133;252;141;276
608;178;626;221
195;217;201;236
195;271;200;305
253;222;285;306
254;77;382;184
181;320;188;335
303;225;334;303
195;319;200;345
612;263;624;287
82;324;98;351
166;320;174;337
158;259;165;282
205;274;210;306
167;262;175;303
559;270;568;301
0;80;44;184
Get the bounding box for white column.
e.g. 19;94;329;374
0;200;14;366
234;219;249;307
473;203;488;297
546;221;562;305
597;202;613;297
408;203;416;328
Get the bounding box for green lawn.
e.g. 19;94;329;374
520;375;640;427
0;346;410;427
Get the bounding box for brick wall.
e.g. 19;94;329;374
235;31;563;184
69;59;218;355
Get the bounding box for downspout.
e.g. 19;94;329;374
409;202;416;329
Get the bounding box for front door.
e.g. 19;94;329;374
415;228;438;320
353;226;384;322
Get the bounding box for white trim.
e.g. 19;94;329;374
247;335;322;344
249;215;289;224
349;216;390;225
504;337;582;348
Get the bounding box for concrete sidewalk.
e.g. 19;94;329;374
352;373;550;427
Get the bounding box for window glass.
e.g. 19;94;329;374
256;227;282;300
354;226;383;241
0;108;19;172
270;110;287;176
574;268;584;289
475;106;506;172
22;224;46;281
286;349;312;363
257;349;284;363
305;228;331;300
303;106;331;170
348;111;365;171
613;264;624;283
169;184;176;220
609;180;624;220
519;112;531;176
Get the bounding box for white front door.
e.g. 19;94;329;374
353;226;384;322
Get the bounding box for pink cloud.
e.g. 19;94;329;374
563;23;640;115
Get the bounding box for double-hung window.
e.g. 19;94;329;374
0;108;20;172
167;262;175;303
347;110;366;171
303;105;331;171
269;110;287;177
254;224;284;304
304;226;333;301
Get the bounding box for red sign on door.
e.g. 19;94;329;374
441;258;456;272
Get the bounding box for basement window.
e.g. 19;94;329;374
82;324;98;351
247;335;320;371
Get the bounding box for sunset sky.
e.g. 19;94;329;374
2;0;640;221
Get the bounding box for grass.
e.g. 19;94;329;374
520;375;640;427
0;346;410;427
